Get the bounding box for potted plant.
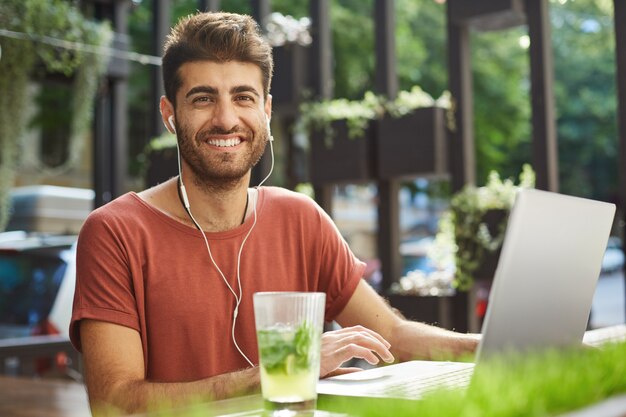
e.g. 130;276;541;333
263;12;312;115
376;87;451;179
429;165;535;331
298;87;451;185
297;91;384;184
430;164;536;291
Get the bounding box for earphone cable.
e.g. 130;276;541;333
174;124;275;368
182;199;255;367
176;142;254;366
256;137;275;188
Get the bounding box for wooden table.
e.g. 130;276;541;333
0;375;90;417
1;324;624;417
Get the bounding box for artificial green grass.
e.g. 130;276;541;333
141;340;626;416
318;340;626;416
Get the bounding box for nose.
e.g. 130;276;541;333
211;100;239;131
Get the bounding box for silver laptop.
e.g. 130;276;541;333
318;189;616;399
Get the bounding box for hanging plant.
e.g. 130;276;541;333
296;91;385;148
429;164;536;291
295;86;451;148
0;0;112;230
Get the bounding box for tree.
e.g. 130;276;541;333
551;0;617;201
125;0;617;203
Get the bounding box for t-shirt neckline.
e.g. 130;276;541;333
127;187;267;239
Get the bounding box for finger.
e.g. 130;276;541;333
327;325;392;349
323;329;392;356
334;343;384;366
331;333;394;363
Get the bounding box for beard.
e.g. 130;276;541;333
176;121;269;190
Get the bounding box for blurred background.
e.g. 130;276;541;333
0;0;624;380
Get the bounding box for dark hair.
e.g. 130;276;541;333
162;12;273;106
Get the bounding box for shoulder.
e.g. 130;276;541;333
259;187;336;231
85;193;144;225
261;186;322;211
80;192;149;241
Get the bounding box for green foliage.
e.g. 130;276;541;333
146;131;177;152
257;322;317;375
294;183;315;199
318;341;626;417
0;0;111;230
551;0;617;201
297;91;385;146
144;340;626;416
124;1;617;203
472;27;532;185
331;1;375;100
431;165;535;290
297;87;450;147
395;0;448;95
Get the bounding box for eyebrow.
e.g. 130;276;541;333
185;85;261;99
231;85;261;97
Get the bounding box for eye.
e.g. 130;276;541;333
192;96;211;103
235;95;255;102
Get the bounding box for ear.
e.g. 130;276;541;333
264;94;273;124
160;96;176;134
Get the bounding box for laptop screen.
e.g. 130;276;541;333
476;189;615;360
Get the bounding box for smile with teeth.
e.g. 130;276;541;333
207;138;242;147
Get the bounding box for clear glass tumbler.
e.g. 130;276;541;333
253;292;326;416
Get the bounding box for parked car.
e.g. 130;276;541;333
0;233;77;340
0;186;91;377
0;233;78;377
601;236;625;274
399;236;439;276
6;185;93;235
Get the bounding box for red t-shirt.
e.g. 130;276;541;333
70;187;365;382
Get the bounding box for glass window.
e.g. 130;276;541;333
0;250;67;327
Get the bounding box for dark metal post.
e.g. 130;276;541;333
309;0;333;100
614;0;626;318
111;3;131;200
310;0;334;213
198;0;221;11
373;0;401;292
94;86;111;208
524;0;558;191
93;1;131;208
251;0;271;26
447;7;475;192
151;0;170;137
374;0;398;98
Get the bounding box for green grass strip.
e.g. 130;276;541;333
318;340;626;417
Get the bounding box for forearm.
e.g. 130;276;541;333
390;321;480;362
88;367;260;416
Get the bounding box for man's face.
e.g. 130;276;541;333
171;60;271;187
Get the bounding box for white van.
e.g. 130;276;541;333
6;185;94;235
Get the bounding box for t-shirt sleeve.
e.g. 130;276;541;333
69;209;140;352
312;203;366;321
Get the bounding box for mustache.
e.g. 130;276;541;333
197;126;248;140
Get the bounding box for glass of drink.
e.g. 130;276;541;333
253;292;325;416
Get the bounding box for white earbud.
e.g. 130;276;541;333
168;115;176;134
266;115;274;142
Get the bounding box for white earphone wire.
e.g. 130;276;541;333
178;172;255;367
256;135;275;188
171;115;275;368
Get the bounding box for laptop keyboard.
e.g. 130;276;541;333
384;365;473;398
318;361;475;400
